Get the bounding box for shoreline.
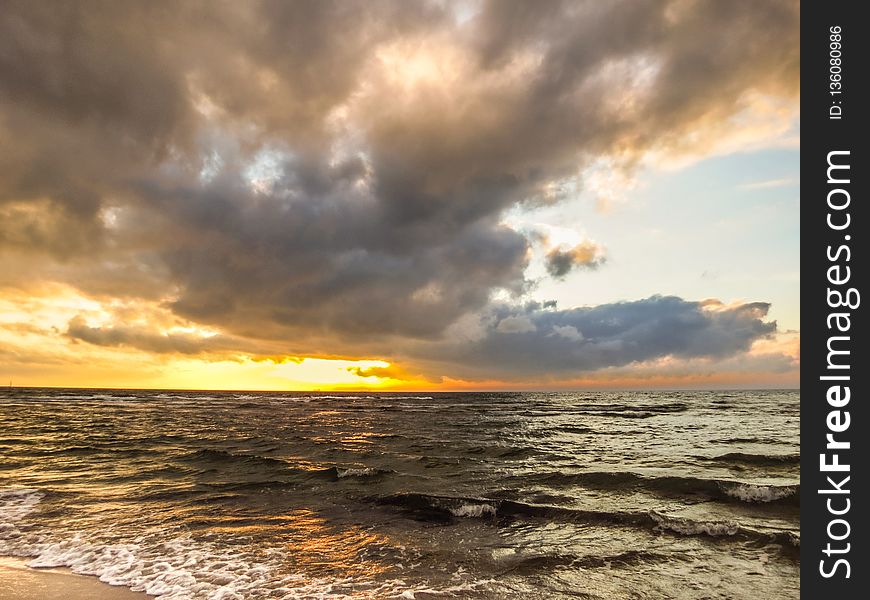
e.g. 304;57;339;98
0;556;150;600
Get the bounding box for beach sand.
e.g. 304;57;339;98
0;557;149;600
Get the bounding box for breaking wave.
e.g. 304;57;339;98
375;493;800;549
518;471;799;506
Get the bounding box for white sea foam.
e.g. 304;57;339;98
650;512;740;537
0;492;474;600
449;503;496;518
0;488;44;561
3;530;435;599
0;488;43;523
720;482;798;503
0;488;44;552
336;467;379;478
3;536;485;600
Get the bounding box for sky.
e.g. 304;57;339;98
0;0;800;390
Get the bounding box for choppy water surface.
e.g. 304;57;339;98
0;389;799;598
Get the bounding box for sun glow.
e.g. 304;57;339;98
0;285;412;391
271;358;394;388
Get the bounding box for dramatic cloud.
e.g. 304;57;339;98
0;0;799;383
426;296;778;379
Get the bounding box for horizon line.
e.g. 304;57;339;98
4;384;801;394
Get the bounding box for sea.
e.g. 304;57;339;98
0;388;799;599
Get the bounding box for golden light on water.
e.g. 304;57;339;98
276;509;392;578
162;511;393;578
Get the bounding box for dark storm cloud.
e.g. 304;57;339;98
130;171;529;340
427;296;777;378
0;1;798;374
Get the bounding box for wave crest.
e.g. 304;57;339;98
375;493;799;550
520;471;799;506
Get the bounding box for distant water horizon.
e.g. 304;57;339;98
1;388;799;598
1;385;802;393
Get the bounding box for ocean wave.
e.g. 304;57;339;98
697;452;800;467
649;511;800;551
33;445;151;458
41;445;104;455
180;448;289;469
450;502;497;518
375;493;799;549
465;445;539;459
649;511;740;536
718;482;799;503
711;436;793;446
496;549;669;574
335;467;393;479
572;549;670;569
571;402;691;417
520;471;799;506
554;426;596;434
6;532;342;599
1;517;487;600
148;453;395;493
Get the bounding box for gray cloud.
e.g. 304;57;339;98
0;1;798;377
421;296;777;378
545;241;606;278
66;316;232;355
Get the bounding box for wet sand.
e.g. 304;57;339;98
0;557;149;600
